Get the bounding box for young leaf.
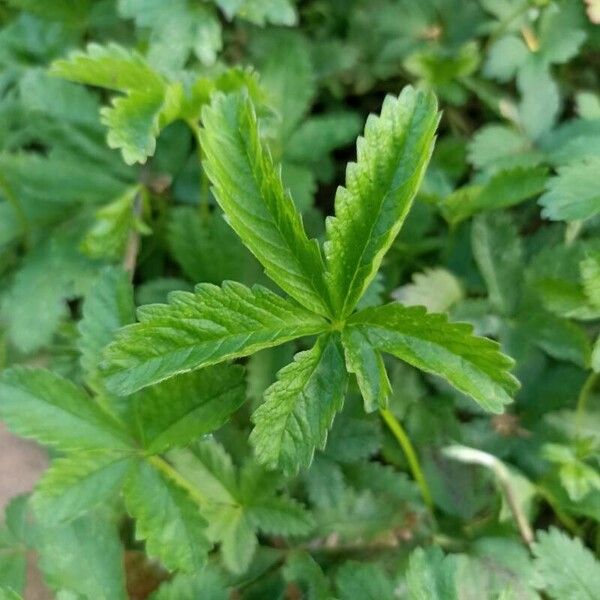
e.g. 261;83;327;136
0;367;131;451
103;281;328;395
124;460;210;573
324;86;439;318
250;333;348;475
348;304;518;413
539;158;600;222
199;92;331;316
532;527;600;600
135;365;246;453
51;43;181;164
32;452;133;524
78;266;136;393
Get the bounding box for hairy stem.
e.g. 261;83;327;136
379;408;434;511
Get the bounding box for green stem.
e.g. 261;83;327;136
148;455;208;506
379;408;434;511
576;372;598;437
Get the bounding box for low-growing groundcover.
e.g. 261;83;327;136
0;1;600;599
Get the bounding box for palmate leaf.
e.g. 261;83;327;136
134;365;246;453
124;460;210;573
170;441;313;573
532;528;600;600
323;86;439;318
199;92;331;316
250;333;348;475
348;304;518;413
0;367;131;451
32;451;134;524
103;281;327;395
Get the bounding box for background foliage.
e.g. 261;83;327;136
0;0;599;598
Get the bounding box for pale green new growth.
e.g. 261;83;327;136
324;86;439;318
103;281;328;395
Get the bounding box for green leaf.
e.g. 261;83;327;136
324;86;439;318
0;498;28;595
32;452;133;524
199;92;331;316
167;206;260;285
250;333;348;475
532;527;600;600
0;367;131;451
118;0;222;70
149;566;228;600
81;186;149;261
335;561;395;600
78;266;136;393
135;365;246;453
51;44;182;164
348;304;518;413
484;35;528;82
539;159;600;222
341;327;391;412
518;309;591;368
517;60;559;140
392;268;463;313
36;513;127;600
124;460;210;572
441;166;548;225
0;589;22;600
471;213;523;316
103;281;327;395
260;32;315;140
405;547;458;600
283;551;333;600
2;230;98;353
581;252;600;309
468;125;539;171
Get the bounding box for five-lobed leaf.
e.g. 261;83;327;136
102;281;328;395
324;86;439;318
